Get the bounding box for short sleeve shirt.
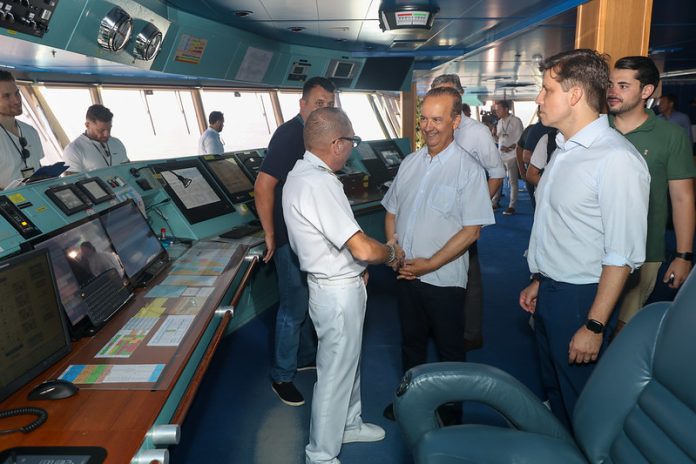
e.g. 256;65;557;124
282;151;364;279
62;134;129;173
198;128;225;155
0;121;44;189
259;114;305;248
382;141;495;288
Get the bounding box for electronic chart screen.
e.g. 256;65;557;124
368;140;405;170
29;217;127;327
151;159;234;225
100;200;166;284
46;185;89;216
201;153;255;204
0;248;71;402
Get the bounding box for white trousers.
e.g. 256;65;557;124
305;274;367;464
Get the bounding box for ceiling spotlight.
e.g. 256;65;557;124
234;10;253;17
288;26;306;33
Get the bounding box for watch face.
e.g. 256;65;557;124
97;6;133;52
134;23;163;61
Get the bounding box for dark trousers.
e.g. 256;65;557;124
526;181;536;209
534;278;607;429
396;279;467;372
463;242;483;341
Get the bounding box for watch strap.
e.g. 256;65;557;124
675;252;693;261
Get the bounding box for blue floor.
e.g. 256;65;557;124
173;185;682;463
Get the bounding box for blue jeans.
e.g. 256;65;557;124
271;244;316;383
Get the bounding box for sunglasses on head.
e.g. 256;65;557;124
18;136;30;160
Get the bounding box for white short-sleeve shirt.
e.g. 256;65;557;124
283;151;365;280
0;121;45;189
62;133;129;173
198;127;225;155
529;133;551;170
496;114;524;161
382;141;495;288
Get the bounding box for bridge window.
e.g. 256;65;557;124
277;91;301;122
199;90;277;151
100;88;200;160
338;92;388;141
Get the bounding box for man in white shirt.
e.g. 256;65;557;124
283;107;403;464
381;87;495;422
519;49;650;428
62;104;129;174
0;70;45;189
430;74;504;352
198;111;225;155
492;100;524;215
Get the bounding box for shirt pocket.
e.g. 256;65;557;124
428;185;457;217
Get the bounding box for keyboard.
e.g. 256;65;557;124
220;223;262;239
81;268;133;327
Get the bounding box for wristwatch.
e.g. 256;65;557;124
530;273;543;282
385;243;397;264
585;319;605;334
674;251;693;261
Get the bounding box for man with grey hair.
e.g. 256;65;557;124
430;74;503;352
283;107;403;464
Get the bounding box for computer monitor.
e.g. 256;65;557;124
201;153;256;204
233;150;264;180
27;216;128;328
151;159;234;225
100;200;167;285
355;143;390;186
368;139;405;170
0;248;71;402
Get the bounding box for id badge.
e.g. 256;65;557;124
20;167;35;179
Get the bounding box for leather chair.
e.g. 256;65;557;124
394;271;696;463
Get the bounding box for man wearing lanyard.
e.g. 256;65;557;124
0;70;45;189
62;104;129;174
283;107;403;464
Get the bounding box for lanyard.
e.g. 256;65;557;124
90;137;112;166
0;122;28;168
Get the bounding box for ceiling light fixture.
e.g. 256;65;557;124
288;26;306;32
234;10;253;17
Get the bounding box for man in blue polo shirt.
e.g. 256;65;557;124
254;76;336;406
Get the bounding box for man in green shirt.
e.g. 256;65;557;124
608;56;696;333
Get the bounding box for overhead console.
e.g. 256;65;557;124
0;0;59;38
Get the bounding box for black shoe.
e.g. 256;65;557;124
464;336;484;352
383;403;395;421
272;381;305;406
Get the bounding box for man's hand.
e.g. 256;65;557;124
519;280;539;314
262;234;276;263
568;327;602;364
663;258;692;289
386;237;405;271
397;258;433;280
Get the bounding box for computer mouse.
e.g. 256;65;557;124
27;378;79;401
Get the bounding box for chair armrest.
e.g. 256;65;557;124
395;362;574;450
414;425;587;464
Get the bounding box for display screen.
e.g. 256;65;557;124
368;140;405;174
100;200;166;283
54;188;85;209
77;178;113;204
31;217;127;326
0;248;71;402
151;159;234;225
202;154;255;204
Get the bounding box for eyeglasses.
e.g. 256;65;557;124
332;136;362;148
18;136;30;160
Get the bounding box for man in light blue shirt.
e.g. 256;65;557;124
519;49;650;428
657;94;694;146
381;86;495;422
197;111;225;155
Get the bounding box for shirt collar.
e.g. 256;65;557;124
295;114;305;126
419;140;457;164
304;150;332;171
557;114;608;150
608;108;656;135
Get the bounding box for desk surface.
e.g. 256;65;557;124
0;240;253;463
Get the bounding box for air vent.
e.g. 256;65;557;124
390;39;427;50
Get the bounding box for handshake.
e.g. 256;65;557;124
385;236;405;272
